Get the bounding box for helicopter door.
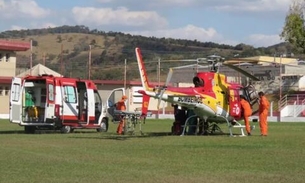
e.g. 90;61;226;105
9;77;23;123
106;88;126;123
228;88;242;119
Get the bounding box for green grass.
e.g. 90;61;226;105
0;119;305;183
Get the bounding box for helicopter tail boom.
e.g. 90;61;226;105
136;47;154;91
138;90;151;116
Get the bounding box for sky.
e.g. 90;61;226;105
0;0;294;47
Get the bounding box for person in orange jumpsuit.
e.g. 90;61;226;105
116;95;127;135
240;95;252;136
258;91;270;136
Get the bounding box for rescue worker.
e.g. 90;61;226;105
258;91;270;136
171;105;187;135
25;90;38;121
186;109;197;135
116;95;127;135
240;95;252;136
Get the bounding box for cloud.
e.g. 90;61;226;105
245;34;282;47
95;0;113;2
212;0;291;13
72;7;168;29
10;25;27;30
94;0;291;13
0;0;50;19
0;0;287;48
148;0;198;7
31;22;57;29
8;22;57;31
126;24;238;45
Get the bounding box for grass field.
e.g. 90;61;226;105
0;119;305;183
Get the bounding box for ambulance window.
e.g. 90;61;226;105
11;83;20;101
48;84;54;101
64;85;76;103
94;91;102;104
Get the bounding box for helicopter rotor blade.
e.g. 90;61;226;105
222;63;260;81
157;89;165;110
165;68;173;86
163;58;208;62
157;68;173;110
227;58;300;67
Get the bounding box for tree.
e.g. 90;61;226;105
281;0;305;53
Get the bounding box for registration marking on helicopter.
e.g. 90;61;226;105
177;96;203;104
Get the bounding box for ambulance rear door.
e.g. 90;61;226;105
9;77;23;123
45;78;55;122
85;82;95;123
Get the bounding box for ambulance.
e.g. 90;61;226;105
9;75;125;133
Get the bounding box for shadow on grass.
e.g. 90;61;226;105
69;132;173;140
68;131;233;140
0;130;237;137
0;129;103;135
0;130;25;134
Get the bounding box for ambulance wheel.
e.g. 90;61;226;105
24;126;36;134
97;119;108;132
60;126;72;134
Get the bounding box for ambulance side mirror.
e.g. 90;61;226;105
64;96;68;102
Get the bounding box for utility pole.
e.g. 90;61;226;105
158;58;161;117
124;59;127;89
279;55;282;100
278;54;283;122
60;44;63;75
158;58;161;87
30;39;32;75
88;45;92;80
43;52;46;66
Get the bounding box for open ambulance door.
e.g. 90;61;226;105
44;78;55;122
106;88;126;123
85;84;95;124
9;77;23;123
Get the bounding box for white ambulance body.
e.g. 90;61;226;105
9;75;125;133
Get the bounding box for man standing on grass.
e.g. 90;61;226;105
240;95;252;136
116;95;127;135
258;91;270;136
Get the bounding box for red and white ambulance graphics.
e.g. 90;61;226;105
9;75;121;133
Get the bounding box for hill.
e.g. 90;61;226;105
0;25;294;81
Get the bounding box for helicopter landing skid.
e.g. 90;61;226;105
229;121;247;137
208;123;223;134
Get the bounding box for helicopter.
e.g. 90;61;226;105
135;47;261;136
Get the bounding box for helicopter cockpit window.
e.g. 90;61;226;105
193;76;204;87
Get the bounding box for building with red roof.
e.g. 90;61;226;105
0;40;31;116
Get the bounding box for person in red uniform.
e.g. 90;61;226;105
240;95;252;136
116;95;127;135
258;91;270;136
